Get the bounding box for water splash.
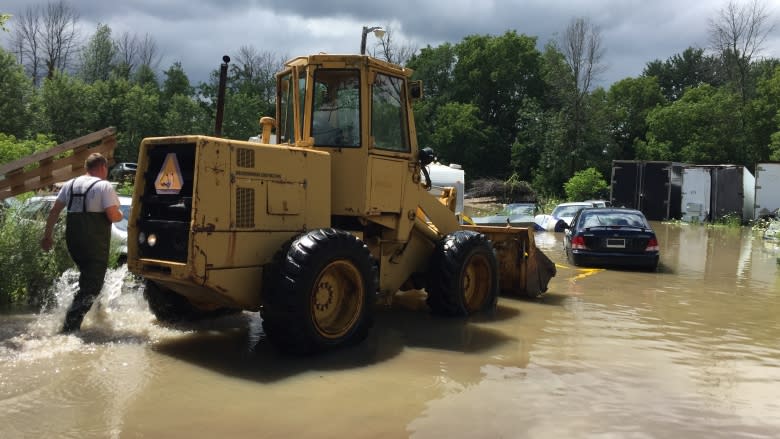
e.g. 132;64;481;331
0;265;171;364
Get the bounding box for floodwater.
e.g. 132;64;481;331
1;223;779;439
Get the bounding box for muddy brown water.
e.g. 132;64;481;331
1;223;779;438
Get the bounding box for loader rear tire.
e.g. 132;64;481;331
143;280;237;323
426;230;499;317
261;228;377;355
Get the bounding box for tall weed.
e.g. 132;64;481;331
0;206;74;309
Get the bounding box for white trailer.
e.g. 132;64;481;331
754;163;780;218
427;162;465;215
681;166;712;222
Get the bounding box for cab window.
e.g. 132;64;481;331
277;70;307;144
312;69;360;147
371;73;409;152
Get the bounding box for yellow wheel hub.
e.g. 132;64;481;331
462;253;492;312
311;260;364;338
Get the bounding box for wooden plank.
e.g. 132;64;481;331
0;132;116;200
0;141;116;192
0;127;116;175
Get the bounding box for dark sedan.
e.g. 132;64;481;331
563;207;659;271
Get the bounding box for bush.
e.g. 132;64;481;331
468;173;537;203
0;205;74;310
564;168;608;201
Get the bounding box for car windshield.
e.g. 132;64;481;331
504;204;535;217
19;199;54;219
580;212;647;229
552;205;589;217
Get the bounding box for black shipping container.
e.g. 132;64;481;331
610;160;686;221
610;161;641;210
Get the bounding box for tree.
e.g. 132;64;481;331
162;61;192;98
117;84;161;161
78;23;115;83
10;5;44;86
1;13;10;32
606;76;666;159
427;102;499;178
643;47;723;101
553;17;606;176
229;45;284;116
376;25;418;66
564;167;608;201
638;84;744;164
162;94;209;135
40;0;80;80
748;66;780;162
113;31;161;79
709;0;775;101
450;31;544;145
40;72;93;142
0;47;35;138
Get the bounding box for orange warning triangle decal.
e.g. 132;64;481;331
155;153;183;195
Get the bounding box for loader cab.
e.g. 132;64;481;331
275;55;421;227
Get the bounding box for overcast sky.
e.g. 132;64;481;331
2;0;780;88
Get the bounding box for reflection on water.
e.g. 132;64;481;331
1;224;779;438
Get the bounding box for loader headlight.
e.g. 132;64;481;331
138;232;157;247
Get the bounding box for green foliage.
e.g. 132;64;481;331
0;133;56;165
41;72;94;142
426;102;499;178
0;47;35;138
643;47;723;101
0;206;74;310
116;84;161;162
563;167;608;201
0;13;10;32
640;84;744;164
606;76;666;159
79;24;116;83
708;212;743;228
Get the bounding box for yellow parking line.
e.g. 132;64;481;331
571;268;604;281
555;263;604;280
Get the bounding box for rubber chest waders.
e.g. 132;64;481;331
62;177;112;332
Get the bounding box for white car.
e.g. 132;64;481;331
534;201;598;232
19;194;132;262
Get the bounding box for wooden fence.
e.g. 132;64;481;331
0;127;117;200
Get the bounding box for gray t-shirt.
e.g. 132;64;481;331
56;175;120;213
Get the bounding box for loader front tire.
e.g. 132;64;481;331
426;230;499;317
262;229;377;355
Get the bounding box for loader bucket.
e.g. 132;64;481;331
461;225;556;298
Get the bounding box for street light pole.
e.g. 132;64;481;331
360;26;386;55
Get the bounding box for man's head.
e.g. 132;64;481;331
85;153;109;179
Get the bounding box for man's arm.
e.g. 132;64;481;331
104;204;123;223
41;200;66;251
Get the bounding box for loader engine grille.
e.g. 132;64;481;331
235;187;255;228
236;147;255;168
137;143;195;262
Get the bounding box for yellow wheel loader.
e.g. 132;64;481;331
127;54;556;354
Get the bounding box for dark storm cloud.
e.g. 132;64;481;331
1;0;778;87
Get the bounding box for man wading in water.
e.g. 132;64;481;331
40;153;123;333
